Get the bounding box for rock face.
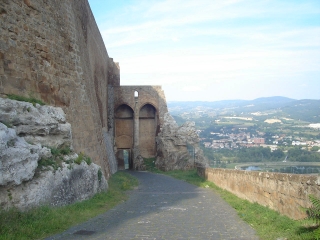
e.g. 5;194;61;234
0;122;47;186
0;97;107;210
155;113;209;171
0;98;72;148
0;162;107;210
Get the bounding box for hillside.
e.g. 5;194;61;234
168;97;320;123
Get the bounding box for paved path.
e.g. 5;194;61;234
47;171;258;240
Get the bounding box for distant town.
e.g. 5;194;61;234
168;97;320;164
199;124;320;151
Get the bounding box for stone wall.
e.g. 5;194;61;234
0;0;120;177
114;86;168;126
114;85;168;169
198;167;320;220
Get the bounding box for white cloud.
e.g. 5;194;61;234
89;0;320;101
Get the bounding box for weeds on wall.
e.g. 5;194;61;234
37;146;71;173
7;94;45;106
98;169;102;182
37;147;93;174
1;94;46;129
74;152;92;165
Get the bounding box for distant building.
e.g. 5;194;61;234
253;138;265;144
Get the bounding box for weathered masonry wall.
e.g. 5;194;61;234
114;86;168;170
0;0;119;178
198;168;320;220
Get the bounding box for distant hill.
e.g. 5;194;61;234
282;99;320;122
168;96;294;110
168;97;320;123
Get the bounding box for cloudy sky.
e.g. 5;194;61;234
88;0;320;101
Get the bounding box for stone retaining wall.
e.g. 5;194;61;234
198;167;320;219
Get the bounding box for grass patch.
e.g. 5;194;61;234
157;169;318;240
37;147;73;172
7;94;45;106
37;147;95;173
51;146;71;156
143;157;162;173
74;152;92;165
1;121;13;128
0;171;138;240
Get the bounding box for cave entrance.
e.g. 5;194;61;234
116;149;133;170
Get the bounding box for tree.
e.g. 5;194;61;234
311;146;320;152
271;149;285;161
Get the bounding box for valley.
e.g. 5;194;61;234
168;97;320;171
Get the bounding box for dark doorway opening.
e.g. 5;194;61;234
116;149;133;170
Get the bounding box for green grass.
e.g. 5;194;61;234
157;169;319;240
0;171;138;240
74;152;92;165
7;94;45;106
37;147;94;173
143;157;162;173
37;147;72;172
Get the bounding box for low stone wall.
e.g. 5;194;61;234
198;167;320;220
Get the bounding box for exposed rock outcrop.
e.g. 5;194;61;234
0;122;49;186
0;161;107;210
155;113;209;171
0;97;107;210
0;98;72;148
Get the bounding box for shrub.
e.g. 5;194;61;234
84;156;92;165
50;147;60;156
60;146;71;155
74;153;83;165
307;195;320;225
74;152;91;165
98;169;102;182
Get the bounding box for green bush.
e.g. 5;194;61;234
74;154;83;165
59;146;71;155
84;156;92;165
307;195;320;225
143;157;161;173
98;169;102;182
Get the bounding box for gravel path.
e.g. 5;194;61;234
46;171;259;240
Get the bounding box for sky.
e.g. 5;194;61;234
88;0;320;101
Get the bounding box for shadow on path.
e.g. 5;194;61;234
47;171;258;240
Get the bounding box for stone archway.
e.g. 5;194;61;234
115;104;134;169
